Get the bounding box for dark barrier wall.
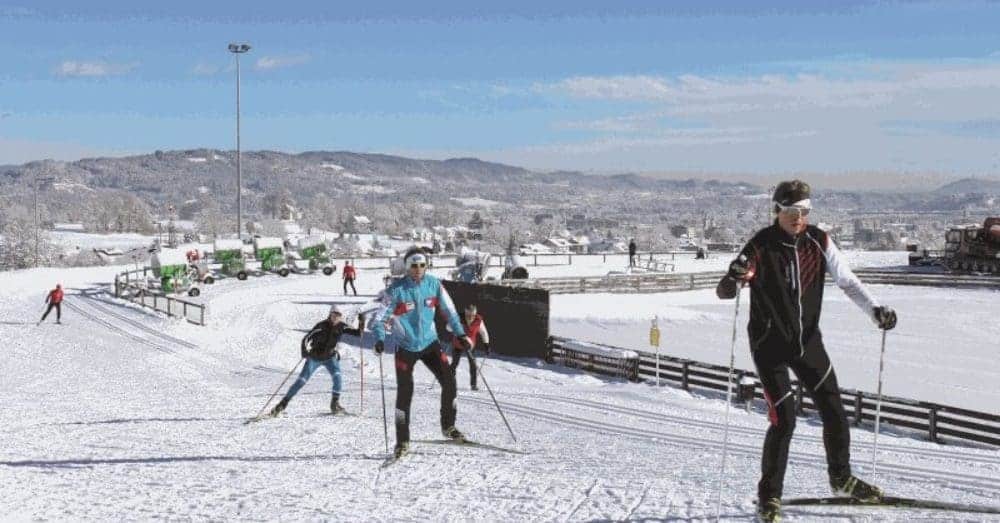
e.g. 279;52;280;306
438;281;550;358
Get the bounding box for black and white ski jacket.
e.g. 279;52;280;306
302;320;363;361
717;224;879;359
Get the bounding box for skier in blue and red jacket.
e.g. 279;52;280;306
372;247;471;458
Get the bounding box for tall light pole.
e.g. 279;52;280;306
228;42;251;240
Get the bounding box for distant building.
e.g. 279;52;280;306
533;213;554;225
351;215;373;232
544;237;572;253
52;223;85;232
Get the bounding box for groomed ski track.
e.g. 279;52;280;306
2;264;998;521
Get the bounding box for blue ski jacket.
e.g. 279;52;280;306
372;273;466;352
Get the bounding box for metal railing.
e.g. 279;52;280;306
549;336;1000;447
114;269;207;326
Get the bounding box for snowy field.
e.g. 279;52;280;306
2;255;998;521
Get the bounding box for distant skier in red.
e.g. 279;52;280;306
38;284;64;325
342;261;357;296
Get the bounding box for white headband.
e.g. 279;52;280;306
405;253;427;266
776;198;811;209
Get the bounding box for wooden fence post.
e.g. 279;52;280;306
854;392;864;426
795;382;805;415
681;362;690;390
928;408;939;443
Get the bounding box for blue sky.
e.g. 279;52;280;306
4;1;1000;174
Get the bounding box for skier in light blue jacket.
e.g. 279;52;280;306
373;247;472;458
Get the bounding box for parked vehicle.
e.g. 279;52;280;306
944;217;1000;273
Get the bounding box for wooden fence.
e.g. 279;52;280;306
549;336;1000;447
503;268;1000;295
114;268;207;326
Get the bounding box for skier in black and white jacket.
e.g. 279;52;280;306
270;304;365;417
716;180;897;522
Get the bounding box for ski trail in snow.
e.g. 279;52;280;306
63;300;175;355
525;392;1000;467
460;395;1000;494
77;291;199;349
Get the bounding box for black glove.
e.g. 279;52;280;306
460;336;473;351
301;345;310;359
726;254;753;281
873;306;897;331
484;343;491;355
374;340;385;354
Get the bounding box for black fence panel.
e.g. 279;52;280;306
440;281;550;358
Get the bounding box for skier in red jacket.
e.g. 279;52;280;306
38;284;64;325
342;261;357;296
450;304;491;391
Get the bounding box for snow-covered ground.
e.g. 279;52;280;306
48;231;157;253
2;255;998;521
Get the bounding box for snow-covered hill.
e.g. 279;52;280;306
1;258;998;520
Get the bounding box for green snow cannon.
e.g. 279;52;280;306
254;237;289;277
151;248;198;296
214;239;248;280
297;236;336;275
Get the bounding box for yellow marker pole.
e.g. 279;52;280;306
649;316;661;386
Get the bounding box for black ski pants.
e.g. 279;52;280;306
394;340;457;443
40;302;61;323
753;342;851;501
343;278;357;296
450;347;478;389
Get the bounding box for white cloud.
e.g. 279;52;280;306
541;61;1000;118
254;54;311;71
54;60;138;78
192;63;221;76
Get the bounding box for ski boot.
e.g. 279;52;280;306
330;394;346;415
269;398;289;417
470;383;479;391
830;474;884;502
442;426;466;442
393;441;410;459
756;497;781;522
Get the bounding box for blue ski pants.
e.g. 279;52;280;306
284;356;342;400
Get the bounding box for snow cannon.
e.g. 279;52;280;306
151;248;199;296
450;247;491;283
297;236;337;275
214;239;248;280
502;254;529;279
253;237;290;277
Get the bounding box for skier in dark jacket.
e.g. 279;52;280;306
628;239;637;267
716;180;897;522
38;284;64;325
270;304;365;416
449;304;491;391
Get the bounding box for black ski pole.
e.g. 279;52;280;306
872;328;888;481
467;351;517;443
378;352;389;454
251;357;304;421
716;283;742;522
